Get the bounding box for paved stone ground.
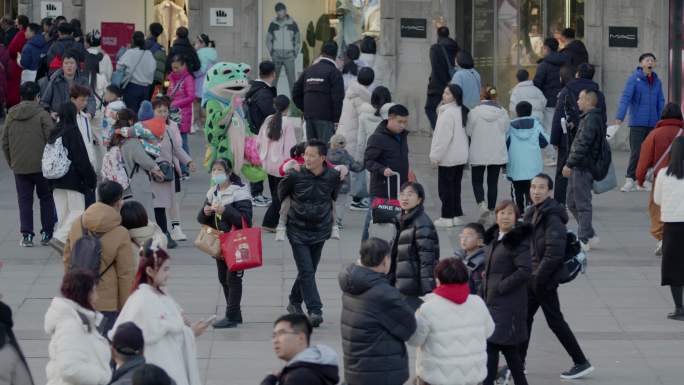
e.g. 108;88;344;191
1;132;682;385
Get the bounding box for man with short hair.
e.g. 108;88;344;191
292;42;344;143
266;2;301;94
534;37;567;163
520;173;594;380
562;89;603;251
261;314;339;385
425;25;460;129
509;68;547;122
2;81;57;247
110;322;146;385
559;28;589;67
46;22;87;67
279;140;342;327
362;104;410;240
339;237;417;385
63;181;135;335
40;52;95;117
20;23;47;75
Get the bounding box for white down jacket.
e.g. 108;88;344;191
337;81;372;160
44;298;111;385
408;293;494;385
430;102;469;166
466;102;510;166
509;80;547;122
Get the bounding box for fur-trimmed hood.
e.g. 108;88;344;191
484;223;533;248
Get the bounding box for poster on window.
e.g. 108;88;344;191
40;1;63;18
101;22;136;65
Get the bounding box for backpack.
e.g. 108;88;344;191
559;231;587;284
69;216;113;279
42;137;72;179
591;127;612;181
101;146;130;189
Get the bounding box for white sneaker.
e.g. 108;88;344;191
170;225;187;241
275;226;286;242
655;240;663;256
452;216;465;226
637;181;653;192
581;235;600;252
478;201;488;213
331;225;341;240
191;122;199;134
434;217;455;228
620;178;636;192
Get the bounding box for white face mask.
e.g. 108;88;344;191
212;174;227;185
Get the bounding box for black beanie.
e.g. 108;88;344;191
112;322;144;355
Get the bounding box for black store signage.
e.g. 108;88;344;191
609;27;638;48
400;18;427;39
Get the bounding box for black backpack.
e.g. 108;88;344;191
69;216;112;279
591;124;612;181
559;231;587;284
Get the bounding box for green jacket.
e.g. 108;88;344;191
2;101;54;174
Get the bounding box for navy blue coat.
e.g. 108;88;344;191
20;34;47;71
616;67;665;128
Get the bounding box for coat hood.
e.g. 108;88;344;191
475;103;507;122
432;283;470;304
44;297;101;335
128;222;167;249
27;33;46;48
7;101;44;121
655;118;684;129
529;197;569;225
509;117;537;140
634;67;660;81
540;51;566;66
345;80;371;101
484;223;533;248
338;263;388;295
82;202;123;233
285;345;339;384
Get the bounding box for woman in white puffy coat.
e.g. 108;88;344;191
430;84;470;228
466;86;510;223
408;258;494;385
44;270;111;385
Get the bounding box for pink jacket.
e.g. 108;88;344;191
168;68;195;134
258;115;297;177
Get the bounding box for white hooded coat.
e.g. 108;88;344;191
430;102;469;166
509;80;547;122
337;80;372;160
466;102;510;166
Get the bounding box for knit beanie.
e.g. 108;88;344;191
137;100;154;122
112;322;144;356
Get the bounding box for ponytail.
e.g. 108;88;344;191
267;95;290;141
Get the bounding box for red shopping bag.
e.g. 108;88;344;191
220;217;263;272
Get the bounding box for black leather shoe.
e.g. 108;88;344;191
212;317;238;329
667;307;684;320
309;313;323;328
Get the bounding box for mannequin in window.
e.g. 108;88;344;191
266;3;301;94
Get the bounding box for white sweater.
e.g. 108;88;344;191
408;293;494;385
466;102;510;166
654;168;684;222
430;102;469;166
44;298;111;385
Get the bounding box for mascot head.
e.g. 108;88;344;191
203;62;251;105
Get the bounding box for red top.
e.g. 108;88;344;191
636;118;684;185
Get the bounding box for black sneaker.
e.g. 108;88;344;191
560;361;594;379
349;201;369;211
287;303;304;314
20;233;34;247
166;233;178;249
212;317;238;329
40;231;52;246
309;313;323;328
667;307;684;320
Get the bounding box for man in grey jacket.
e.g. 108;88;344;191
110;322;146;385
266;2;301;94
40;51;95;118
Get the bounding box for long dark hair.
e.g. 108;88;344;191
342;44;360;76
48;102;78;143
666;136;684;179
446;84;469;126
371;86;392;117
267;95;290;141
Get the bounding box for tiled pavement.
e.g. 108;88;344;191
0;131;682;385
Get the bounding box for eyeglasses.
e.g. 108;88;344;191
272;330;299;339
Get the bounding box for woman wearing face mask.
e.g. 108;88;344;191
481;200;532;385
196;158;253;328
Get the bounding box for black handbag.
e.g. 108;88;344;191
156;161;174;182
167;78;185;125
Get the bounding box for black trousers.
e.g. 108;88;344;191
626;126;652;179
519;283;587;366
154;207;168;234
305;119;335;144
437;165;464;218
554;145;568;205
262;175;283;228
216;259;243;319
289;241;325;314
250;181;264;197
484;342;528;385
14;173;57;235
471;164;503;210
511;180;531;214
424;93;441;130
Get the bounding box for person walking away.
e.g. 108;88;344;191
430;84;469;227
165;27;200;75
2;82;57;247
482;200;532;385
338;238;417;385
616;53;665;192
266;3;301;94
84;30;112;83
562;89;603;251
551;63;607;205
653;137;684;321
408;258;495;385
45;22;87;73
110;244;210;385
450;50;481;110
0;300;34;385
363;104;410;240
278;140;342;327
167;54;195;177
454;223;487;294
6;15;28;108
44;269;112;385
292;42;344;144
559;28;588;68
20;23;47;84
192;33;217;132
328;134;364;234
117;32;156;113
390;182;439;310
261;314;339;385
466;86;510;225
509;69;546;122
425;26;460;129
40;52;96;118
534;37;566;164
197;159;253;329
507;101;549;213
63;181;136;335
48;102;97;250
636;103;684;255
359;36;381;90
520;173;595;379
246;60;278;207
341;44;367;90
120;200;167;259
144;23;166;99
109;322;146;385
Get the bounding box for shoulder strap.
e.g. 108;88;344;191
169;77;185;98
76;311;92;333
439;45;453;71
654;128;684;170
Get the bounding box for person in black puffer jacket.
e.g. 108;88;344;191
278;140;342;327
481;200;531;385
245;61;277;134
339;238;417;385
390;181;439;310
165;27;200;74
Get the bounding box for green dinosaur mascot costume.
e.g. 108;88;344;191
202;62;265;182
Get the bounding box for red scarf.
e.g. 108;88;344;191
433;283;470;304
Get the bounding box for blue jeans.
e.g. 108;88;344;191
361;204;373;241
180;133;190;174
